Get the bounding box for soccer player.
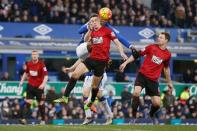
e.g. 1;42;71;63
63;58;113;125
78;19;132;49
82;72;113;125
54;14;127;109
68;18;113;125
19;50;48;124
119;32;174;124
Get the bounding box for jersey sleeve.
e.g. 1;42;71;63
25;62;29;73
41;63;48;76
163;53;171;67
106;23;131;48
139;44;152;56
108;30;117;41
78;23;88;34
115;34;131;48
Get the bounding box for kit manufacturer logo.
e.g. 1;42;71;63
139;28;155;39
33;24;52;35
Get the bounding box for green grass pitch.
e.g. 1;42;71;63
0;125;196;131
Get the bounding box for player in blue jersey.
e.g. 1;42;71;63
63;57;113;125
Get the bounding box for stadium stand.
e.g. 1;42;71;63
0;0;196;28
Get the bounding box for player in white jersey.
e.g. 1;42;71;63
64;42;113;125
82;71;113;125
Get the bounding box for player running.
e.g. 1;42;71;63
119;32;174;124
63;57;113;125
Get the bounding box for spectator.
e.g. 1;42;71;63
193;74;197;83
1;72;12;81
186;11;194;28
107;90;115;106
46;87;60;103
175;3;186;28
192;16;197;28
162;87;176;108
1;97;12;120
179;86;190;105
19;63;27;79
183;69;193;83
12;103;22;119
121;86;132;104
114;70;129;82
58;66;69;81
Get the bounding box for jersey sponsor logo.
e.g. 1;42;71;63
29;70;38;76
151;55;163;65
92;37;103;44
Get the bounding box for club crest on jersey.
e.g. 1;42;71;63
92;37;103;44
151;55;163;65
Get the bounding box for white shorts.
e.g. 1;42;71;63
76;42;89;60
83;72;107;91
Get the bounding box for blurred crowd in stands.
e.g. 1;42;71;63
0;86;196;121
0;0;196;28
183;69;197;83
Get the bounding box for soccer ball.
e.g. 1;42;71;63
98;7;112;21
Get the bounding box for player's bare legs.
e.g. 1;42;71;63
20;99;32;124
82;83;113;125
131;86;142;122
82;86;93;125
54;62;89;103
150;96;161;124
84;75;102;109
89;75;103;104
150;96;161;116
38;100;46;124
97;90;113;125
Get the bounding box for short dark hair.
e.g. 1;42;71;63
89;13;98;19
32;50;38;53
161;32;170;42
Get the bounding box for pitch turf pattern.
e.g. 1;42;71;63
0;125;196;131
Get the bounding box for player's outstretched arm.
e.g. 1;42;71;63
84;30;91;42
78;23;88;34
64;59;82;73
84;22;93;42
163;66;174;89
113;39;128;60
119;55;135;72
116;34;132;49
19;72;27;87
39;75;48;89
106;23;132;49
